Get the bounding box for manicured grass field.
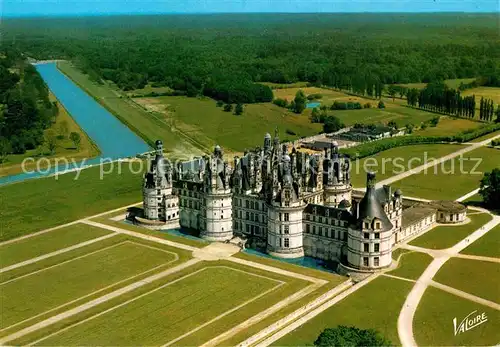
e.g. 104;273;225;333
0;223;112;268
34;266;285;346
414;286;500;346
393;147;500;200
461;224;500;258
274;276;412;346
0;163;143;241
135;96;321;152
0;92;100;178
57;62;189;153
391;247;412;261
409;213;492;250
388;251;433;280
415;117;482;137
434;258;499;303
1;241;176;329
349;143;465;187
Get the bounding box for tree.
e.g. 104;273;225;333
223;103;233;112
69;132;81;150
314;326;392;347
234;103;244;115
387;120;397;129
311;107;321;123
496;106;500;123
45;129;58;154
378;100;385;109
405;123;414;134
387;85;398;101
323;116;344;133
292;89;307;114
479;168;500;210
0;137;12;163
216;100;224;107
58;120;69;139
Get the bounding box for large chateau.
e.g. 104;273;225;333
140;132;467;272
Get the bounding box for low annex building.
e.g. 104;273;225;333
139;132;467;272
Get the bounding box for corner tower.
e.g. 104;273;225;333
323;142;352;208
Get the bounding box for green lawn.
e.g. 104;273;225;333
274;276;412;346
33;265;294;346
434;258;500;303
469;130;500;143
392;248;412;261
409;213;492;250
388;252;433;280
461;224;500;258
57;62;187;152
135;96;322;152
393;147;500;200
0;163;143;241
414;286;500;346
415;117;482;137
0;223;112;268
0;241;176;329
350;143;465;188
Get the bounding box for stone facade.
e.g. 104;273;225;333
142;132;467;272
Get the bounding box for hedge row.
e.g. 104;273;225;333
341;123;500;159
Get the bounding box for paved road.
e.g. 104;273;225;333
397;213;500;347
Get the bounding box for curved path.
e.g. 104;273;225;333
397;213;500;347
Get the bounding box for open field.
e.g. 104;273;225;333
275;276;412;346
392;147;500;200
57;62;192;155
126;83;174;97
134;96;321;152
395;78;477;91
350;143;465;188
434;258;500;303
0;163;143;241
414;117;482;137
409;213;492;250
0;92;100;178
388;252;433;280
414;286;500;346
461;224;500;258
14;260;309;346
272;87;348;103
1;240;177;329
0;224;112;268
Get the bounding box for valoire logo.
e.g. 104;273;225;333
453;310;488;336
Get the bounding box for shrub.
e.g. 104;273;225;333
364;102;372;109
430;116;440;127
223;104;233;112
273;98;289;108
216;100;224;107
378;100;386;109
286;129;297;136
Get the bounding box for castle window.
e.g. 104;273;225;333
319;227;323;237
343;232;347;241
246;200;250;208
374;257;380;266
363;257;369;267
364;243;369;252
364;233;369;239
306;214;310;221
325;209;329;217
284;225;289;234
313;226;316;234
284;213;290;221
284;238;290;248
279;213;282;221
364;222;370;229
319;217;323;223
246;212;249;220
251;201;254;209
306;224;310;233
374;243;380;252
375;233;380;239
375;221;381;229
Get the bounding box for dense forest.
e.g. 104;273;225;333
2;13;499;103
0;49;58;156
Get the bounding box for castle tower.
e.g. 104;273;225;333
200;145;233;241
323;142;353;208
347;172;393;270
266;154;306;258
142;140;180;227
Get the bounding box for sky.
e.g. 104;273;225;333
2;0;498;17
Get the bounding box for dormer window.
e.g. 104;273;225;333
363;222;370;229
375;221;381;229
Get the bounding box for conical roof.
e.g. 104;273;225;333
358;172;393;231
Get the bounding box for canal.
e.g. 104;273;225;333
0;62;150;185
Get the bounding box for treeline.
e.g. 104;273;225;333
342;123;500;159
0;49;58;156
2;14;499;103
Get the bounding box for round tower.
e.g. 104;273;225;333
347;172;393;270
200;146;233;242
266;155;305;258
323;142;352;207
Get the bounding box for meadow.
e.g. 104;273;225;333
349;143;465;188
462;87;500;109
414;287;500;346
461;224;500;258
388;252;433;280
0;92;100;178
409;213;492;250
134;96;322;152
434;258;500;303
274;276;413;346
392;147;500;200
0;163;143;241
414;117;482;137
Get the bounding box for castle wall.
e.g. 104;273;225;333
233;195;268;238
200;191;233;241
267;204;305;258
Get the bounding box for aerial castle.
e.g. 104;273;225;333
142;132;466;272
